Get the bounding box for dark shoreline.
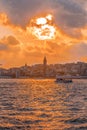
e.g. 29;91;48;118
1;77;87;79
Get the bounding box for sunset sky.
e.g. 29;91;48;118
0;0;87;68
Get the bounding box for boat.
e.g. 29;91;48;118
55;76;73;83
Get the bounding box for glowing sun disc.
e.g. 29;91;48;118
30;14;56;40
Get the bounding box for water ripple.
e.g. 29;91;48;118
0;79;87;130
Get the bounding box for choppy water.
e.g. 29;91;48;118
0;79;87;130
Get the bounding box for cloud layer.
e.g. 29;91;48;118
0;0;87;28
0;0;87;68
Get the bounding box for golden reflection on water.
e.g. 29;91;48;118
0;79;87;130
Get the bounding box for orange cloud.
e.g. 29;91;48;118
0;13;10;25
80;26;87;40
0;12;87;68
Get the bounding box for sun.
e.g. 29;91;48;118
29;14;57;40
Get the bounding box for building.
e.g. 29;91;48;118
43;56;47;77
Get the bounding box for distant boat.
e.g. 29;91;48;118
55;76;73;83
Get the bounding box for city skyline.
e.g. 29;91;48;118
1;56;87;69
0;0;87;68
1;56;87;78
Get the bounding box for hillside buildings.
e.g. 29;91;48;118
0;57;87;78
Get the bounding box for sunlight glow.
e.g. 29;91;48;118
36;18;47;25
46;14;53;21
30;14;56;40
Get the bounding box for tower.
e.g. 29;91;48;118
43;56;47;77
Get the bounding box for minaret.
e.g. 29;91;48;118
43;56;47;77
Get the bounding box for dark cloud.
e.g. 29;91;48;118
0;0;50;26
0;43;8;51
0;35;20;52
51;0;87;28
70;43;87;58
0;0;87;37
6;36;20;46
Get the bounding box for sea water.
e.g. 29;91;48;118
0;79;87;130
